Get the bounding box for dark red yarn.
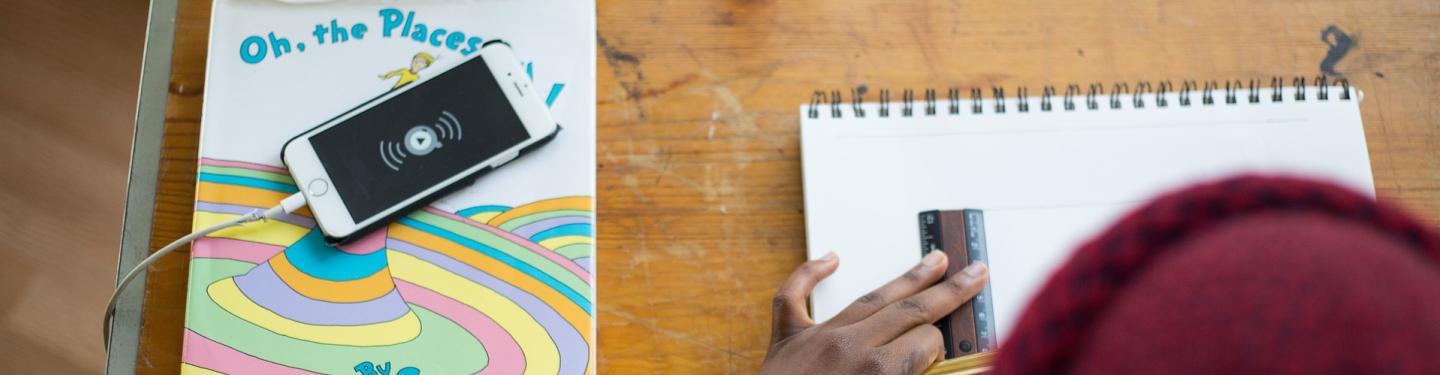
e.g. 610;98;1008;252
992;175;1440;374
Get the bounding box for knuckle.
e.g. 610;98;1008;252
897;298;932;323
943;275;973;291
856;292;883;306
859;352;892;375
901;351;924;375
771;293;794;311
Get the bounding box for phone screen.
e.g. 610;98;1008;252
308;56;530;220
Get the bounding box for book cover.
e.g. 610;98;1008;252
183;1;594;374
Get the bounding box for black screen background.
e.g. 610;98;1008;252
309;56;530;220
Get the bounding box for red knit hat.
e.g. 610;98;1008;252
994;175;1440;374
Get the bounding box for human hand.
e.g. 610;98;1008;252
758;251;988;375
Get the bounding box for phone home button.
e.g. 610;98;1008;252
307;179;330;196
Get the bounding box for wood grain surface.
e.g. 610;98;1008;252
0;0;148;373
124;0;1440;373
592;1;1440;373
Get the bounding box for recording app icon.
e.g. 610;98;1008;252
380;110;464;171
405;126;441;156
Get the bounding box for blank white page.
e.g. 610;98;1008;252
799;88;1372;340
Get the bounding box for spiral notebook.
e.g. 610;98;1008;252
799;78;1375;347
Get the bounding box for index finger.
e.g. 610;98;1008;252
828;251;948;326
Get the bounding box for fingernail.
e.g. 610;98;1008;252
820;252;837;262
922;251;943;267
963;262;988;277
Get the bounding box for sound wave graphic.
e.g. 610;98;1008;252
379;139;409;171
378;110;463;172
435;110;462;141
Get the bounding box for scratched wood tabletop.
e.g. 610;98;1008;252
133;0;1440;373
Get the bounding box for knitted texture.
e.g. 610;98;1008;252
993;175;1440;374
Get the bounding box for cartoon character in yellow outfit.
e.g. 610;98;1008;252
379;52;435;89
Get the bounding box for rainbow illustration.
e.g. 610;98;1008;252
182;158;593;375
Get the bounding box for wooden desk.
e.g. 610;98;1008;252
592;0;1440;373
126;0;1440;373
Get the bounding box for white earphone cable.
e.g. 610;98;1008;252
103;192;306;350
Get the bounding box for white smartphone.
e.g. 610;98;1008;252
282;41;558;244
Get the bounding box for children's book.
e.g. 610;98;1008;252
184;1;594;374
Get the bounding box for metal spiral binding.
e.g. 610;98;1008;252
902;89;915;117
1271;77;1284;102
807;76;1353;119
879;89;891;118
852;87;866;118
1156;81;1171;107
808;91;824;119
1293;77;1307;101
1133;82;1151;108
1014;87;1028;112
1110;83;1128;109
925;89;938;116
948;88;961;114
1087;83;1102;110
1203;81;1217;105
1064;85;1080;111
993;87;1007;114
1180;81;1196;106
970;88;983;114
1248;79;1262;103
1224;80;1240;104
1041;86;1056;112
